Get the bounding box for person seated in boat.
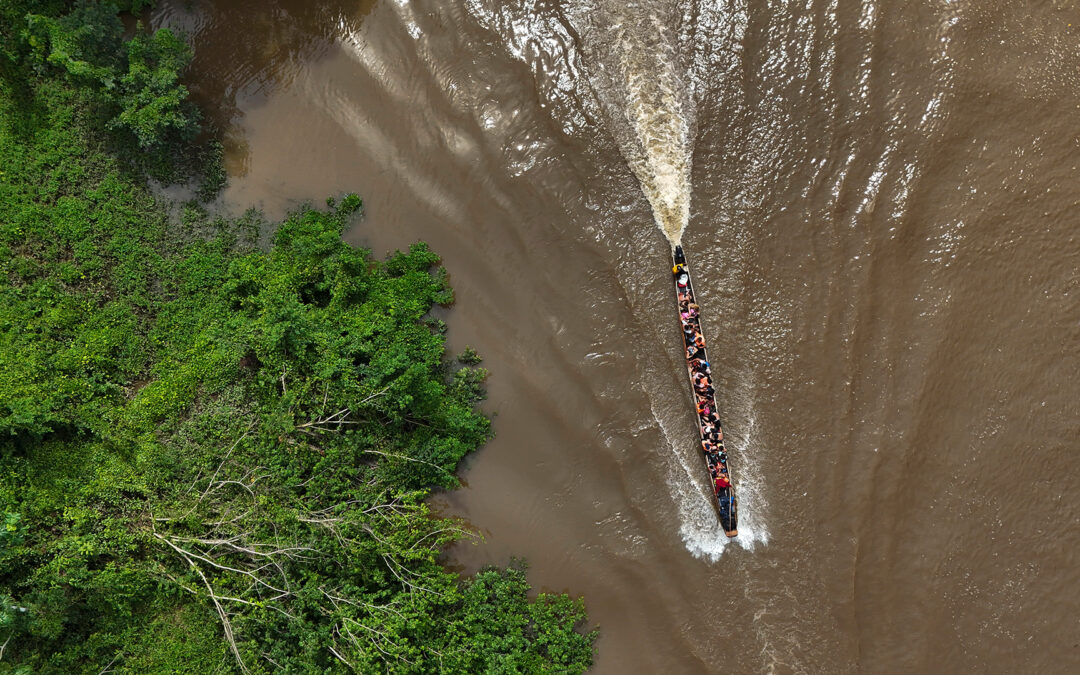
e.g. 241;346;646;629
693;334;705;349
687;344;703;360
673;263;685;275
687;302;700;318
715;473;731;490
677;272;689;289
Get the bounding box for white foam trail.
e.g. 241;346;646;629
614;16;693;246
574;2;694;247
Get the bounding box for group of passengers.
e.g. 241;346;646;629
675;264;731;493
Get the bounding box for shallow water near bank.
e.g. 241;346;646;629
155;0;1080;671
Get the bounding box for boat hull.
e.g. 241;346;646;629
672;245;738;536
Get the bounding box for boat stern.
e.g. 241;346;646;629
716;487;738;536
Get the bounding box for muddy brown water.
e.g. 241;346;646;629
154;1;1080;672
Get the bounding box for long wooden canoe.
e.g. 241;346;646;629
672;245;737;536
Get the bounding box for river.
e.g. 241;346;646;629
153;1;1080;672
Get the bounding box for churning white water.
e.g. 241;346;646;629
575;2;695;247
615;15;694;246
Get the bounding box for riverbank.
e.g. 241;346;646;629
0;2;593;672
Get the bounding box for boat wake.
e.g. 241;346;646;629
463;0;767;558
679;412;769;561
641;352;768;561
617;21;693;247
580;4;765;557
575;2;694;247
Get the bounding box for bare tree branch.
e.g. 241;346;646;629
154;534;291;598
163;538;250;675
327;643;353;669
361;448;448;474
381;554;440;597
96;653;120;674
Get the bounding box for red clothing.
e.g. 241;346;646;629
715;475;731;490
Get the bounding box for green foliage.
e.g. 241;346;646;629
19;1;198;155
111;25;196;149
0;5;594;672
196;139;227;200
449;565;594;673
458;345;483;365
25;2;123;85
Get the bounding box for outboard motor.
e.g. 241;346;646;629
716;487;738;534
674;245;686;265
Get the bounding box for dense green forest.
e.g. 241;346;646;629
0;1;593;672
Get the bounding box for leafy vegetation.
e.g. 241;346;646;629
24;0;199;149
0;2;593;672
